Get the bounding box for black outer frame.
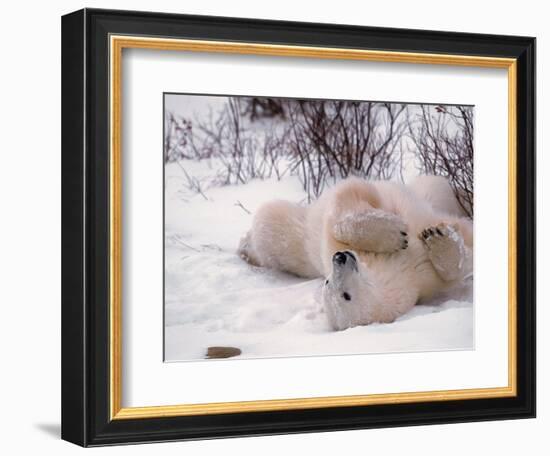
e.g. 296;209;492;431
61;8;536;447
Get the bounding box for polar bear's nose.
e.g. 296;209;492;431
333;252;347;265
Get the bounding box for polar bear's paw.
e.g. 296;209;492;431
333;210;409;253
420;223;465;281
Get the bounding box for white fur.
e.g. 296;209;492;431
238;175;473;330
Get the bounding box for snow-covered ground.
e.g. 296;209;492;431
164;160;473;362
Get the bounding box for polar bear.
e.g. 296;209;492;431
238;175;473;331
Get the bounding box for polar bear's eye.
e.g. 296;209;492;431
342;292;351;301
325;279;329;285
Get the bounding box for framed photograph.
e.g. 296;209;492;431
61;8;535;447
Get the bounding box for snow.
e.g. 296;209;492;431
164;161;473;362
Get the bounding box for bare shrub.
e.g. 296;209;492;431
164;112;192;163
166;96;472;210
170;98;408;201
408;105;474;217
286;100;407;201
240;97;286;121
187;98;288;186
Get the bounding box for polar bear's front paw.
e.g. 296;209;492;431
420;223;466;281
333;210;409;253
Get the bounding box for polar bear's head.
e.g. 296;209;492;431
321;250;377;331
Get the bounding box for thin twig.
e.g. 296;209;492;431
234;200;251;214
169;235;201;252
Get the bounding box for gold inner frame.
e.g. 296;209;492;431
109;35;518;420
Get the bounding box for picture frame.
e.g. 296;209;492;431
61;8;536;447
